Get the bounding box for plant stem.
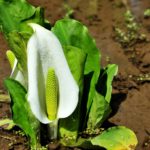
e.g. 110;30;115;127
48;119;58;140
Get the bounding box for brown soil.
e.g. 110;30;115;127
0;0;150;150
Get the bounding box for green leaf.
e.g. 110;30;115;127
52;19;100;75
104;64;118;103
59;45;87;141
63;45;87;88
4;78;41;148
0;0;35;34
19;7;51;33
87;64;117;129
87;91;111;129
52;19;101;115
96;64;118;103
0;0;49;35
91;126;138;150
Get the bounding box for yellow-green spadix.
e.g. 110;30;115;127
6;50;15;69
27;23;79;124
6;50;25;86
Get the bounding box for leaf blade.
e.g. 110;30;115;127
4;78;40;147
91;126;138;150
52;19;101;115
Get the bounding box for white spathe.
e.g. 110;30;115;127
27;23;79;124
11;59;26;86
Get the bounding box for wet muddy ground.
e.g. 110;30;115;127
0;0;150;149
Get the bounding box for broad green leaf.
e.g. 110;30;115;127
52;19;100;115
19;7;50;32
4;78;41;148
0;0;49;35
59;45;87;141
91;126;138;150
63;45;86;89
0;0;35;34
87;64;117;129
104;64;118;103
96;64;118;103
87;91;111;129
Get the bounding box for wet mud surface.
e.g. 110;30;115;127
0;0;150;149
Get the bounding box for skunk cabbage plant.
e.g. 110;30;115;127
0;0;138;149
